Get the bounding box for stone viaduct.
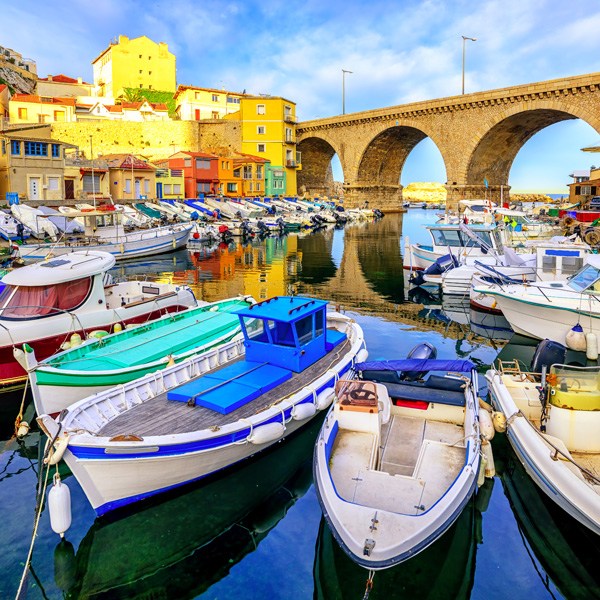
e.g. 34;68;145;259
296;72;600;210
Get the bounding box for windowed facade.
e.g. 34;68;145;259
51;144;60;157
10;140;20;155
257;143;265;152
257;104;265;115
24;141;48;156
256;165;263;179
257;126;265;135
48;177;59;191
243;166;252;180
196;158;211;169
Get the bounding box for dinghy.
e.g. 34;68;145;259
0;210;31;240
313;356;482;569
37;296;366;515
487;343;600;535
22;296;254;414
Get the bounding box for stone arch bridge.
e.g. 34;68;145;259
296;73;600;209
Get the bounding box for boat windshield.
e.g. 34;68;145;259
0;277;92;319
430;228;494;249
567;264;600;292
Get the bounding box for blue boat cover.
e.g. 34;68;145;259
355;359;475;373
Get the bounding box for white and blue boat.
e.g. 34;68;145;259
37;297;366;516
313;357;482;569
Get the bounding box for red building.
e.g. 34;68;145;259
168;151;219;198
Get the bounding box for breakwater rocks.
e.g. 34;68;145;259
510;193;563;204
403;182;446;203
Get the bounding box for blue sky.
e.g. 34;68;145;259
4;0;600;192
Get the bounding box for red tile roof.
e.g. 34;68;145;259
172;151;218;159
12;94;76;107
0;85;7;93
233;152;269;164
173;85;249;101
99;153;155;170
121;101;168;111
38;74;92;85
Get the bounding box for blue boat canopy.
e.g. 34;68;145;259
355;359;476;373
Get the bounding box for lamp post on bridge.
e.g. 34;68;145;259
462;36;476;95
342;69;352;115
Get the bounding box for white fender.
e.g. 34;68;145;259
292;402;317;421
356;348;368;364
586;332;598;360
479;409;495;441
477;454;487;487
48;477;71;538
248;422;285;445
481;440;495;478
316;388;335;410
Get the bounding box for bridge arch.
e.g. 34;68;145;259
297;132;345;197
461;100;600;200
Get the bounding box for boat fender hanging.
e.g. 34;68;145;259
114;323;123;333
481;440;495;478
492;411;507;433
48;435;70;466
69;333;82;348
60;341;71;351
172;237;177;249
479;409;495;441
477;453;487;487
356;348;369;364
566;323;587;352
478;397;493;413
17;420;30;438
48;473;71;538
88;330;108;339
248;422;285;445
120;243;125;254
316;388;335;410
292;402;317;421
586;332;598;360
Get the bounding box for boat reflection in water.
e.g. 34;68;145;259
496;437;600;600
53;415;324;599
313;491;483;600
469;307;513;342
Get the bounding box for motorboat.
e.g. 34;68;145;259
114;204;152;228
0;251;196;390
11;204;59;240
487;342;600;534
22;295;254;414
0;210;31;240
14;210;194;262
313;352;483;569
472;256;600;343
36;206;83;234
37;296;366;515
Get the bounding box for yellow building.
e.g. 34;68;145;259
174;85;247;121
151;160;185;199
229;96;301;196
232;153;269;197
9;94;76;124
92;35;176;98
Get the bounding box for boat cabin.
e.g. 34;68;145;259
425;224;504;255
566;256;600;293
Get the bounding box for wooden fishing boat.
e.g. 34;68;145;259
0;251;196;390
37;296;366;515
487;355;600;534
20;296;254;415
313;357;482;569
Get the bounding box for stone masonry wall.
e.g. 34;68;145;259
50;119;241;161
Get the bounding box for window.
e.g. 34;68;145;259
227;182;238;192
315;309;324;337
581;186;592;195
0;278;92;319
149;71;152;75
11;140;20;155
257;126;265;135
256;165;263;179
125;178;131;193
144;179;149;194
38;114;48;124
184;157;192;167
221;160;227;169
139;70;142;74
48;177;59;191
164;184;172;195
211;111;219;119
233;168;241;178
257;143;265;152
195;92;200;99
248;182;253;192
1;140;4;154
196;158;211;169
139;54;142;58
18;107;27;119
148;56;151;60
82;173;100;192
243;165;252;179
24;141;48;156
54;111;65;122
196;182;211;193
212;94;219;102
51;144;60;157
173;183;181;194
295;314;314;345
256;182;261;191
257;104;265;114
41;97;52;103
227;97;240;104
285;127;293;141
149;85;152;90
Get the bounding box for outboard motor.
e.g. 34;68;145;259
240;220;254;237
256;220;270;235
276;217;286;233
374;208;384;218
530;339;567;373
235;211;243;220
409;253;459;287
401;342;438;381
218;224;233;244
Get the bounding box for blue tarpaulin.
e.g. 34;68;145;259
355;359;475;373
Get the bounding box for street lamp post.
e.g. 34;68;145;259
462;36;476;95
342;69;352;115
90;134;96;209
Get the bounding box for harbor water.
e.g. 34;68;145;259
1;209;598;599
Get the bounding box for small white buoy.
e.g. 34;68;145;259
492;411;507;433
316;388;335;410
586;332;598;360
481;440;496;478
48;475;72;538
16;420;29;438
356;348;369;364
479;409;495;441
248;422;285;445
292;402;317;421
69;333;82;348
566;324;587;352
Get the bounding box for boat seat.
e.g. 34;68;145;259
378;381;465;406
326;329;347;352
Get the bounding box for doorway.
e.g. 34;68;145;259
134;178;141;199
65;179;75;200
29;177;40;200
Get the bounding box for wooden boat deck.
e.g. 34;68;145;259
99;339;350;438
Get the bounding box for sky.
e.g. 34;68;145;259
4;0;600;193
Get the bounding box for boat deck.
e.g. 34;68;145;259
98;339;350;438
330;414;467;514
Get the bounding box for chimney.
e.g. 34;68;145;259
77;77;82;84
47;75;53;81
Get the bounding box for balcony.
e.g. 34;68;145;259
284;114;297;124
286;160;300;168
285;137;297;145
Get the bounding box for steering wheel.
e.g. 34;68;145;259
350;389;376;401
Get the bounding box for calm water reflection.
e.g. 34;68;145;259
0;210;596;600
